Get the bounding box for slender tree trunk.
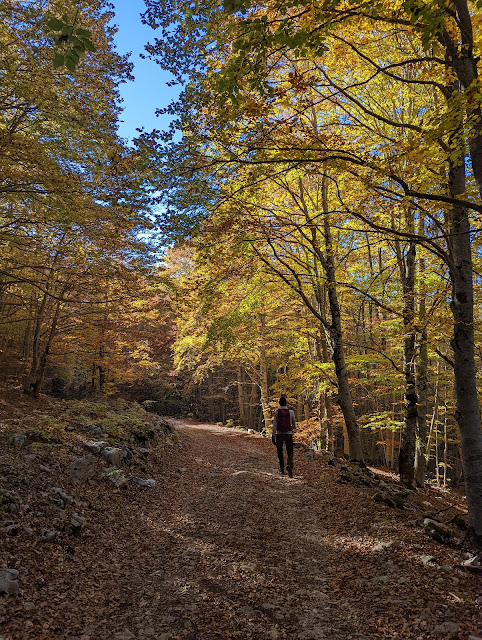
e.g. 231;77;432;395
249;381;257;429
318;385;334;453
259;358;270;432
207;370;214;422
23;292;47;395
237;365;246;426
415;224;428;486
258;314;271;432
435;417;440;486
397;209;418;488
91;345;106;394
365;231;375;343
443;410;448;488
414;326;428;486
316;306;334;453
390;430;395;470
91;362;97;393
426;361;440;462
321;176;363;461
21;315;32;378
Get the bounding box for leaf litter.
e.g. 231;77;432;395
0;406;480;640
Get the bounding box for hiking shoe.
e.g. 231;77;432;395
287;467;293;478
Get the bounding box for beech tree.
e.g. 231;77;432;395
143;0;482;539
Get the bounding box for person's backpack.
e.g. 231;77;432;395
276;407;292;433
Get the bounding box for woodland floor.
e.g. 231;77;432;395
1;415;481;640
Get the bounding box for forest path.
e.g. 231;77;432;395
5;420;478;640
109;421;476;640
130;421;359;640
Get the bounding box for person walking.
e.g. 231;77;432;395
272;396;296;477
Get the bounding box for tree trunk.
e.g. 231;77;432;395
415;226;428;487
318;385;334;453
257;313;272;432
92;345;106;394
259;358;270;433
435;416;440;486
207;370;214;422
237;365;246;426
91;362;97;393
321;176;363;461
323;390;333;453
23;292;48;395
449;228;482;539
397;209;418;488
426;361;440;463
444;1;482;198
446;129;482;540
389;429;395;470
316;307;334;453
24;297;62;398
248;381;257;429
443;409;448;488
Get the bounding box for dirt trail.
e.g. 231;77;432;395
134;422;356;640
4;421;479;640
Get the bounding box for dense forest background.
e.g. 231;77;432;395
1;0;481;537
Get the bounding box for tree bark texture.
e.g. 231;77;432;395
446;148;482;540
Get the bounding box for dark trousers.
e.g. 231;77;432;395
276;433;293;472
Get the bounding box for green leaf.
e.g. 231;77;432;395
71;37;86;51
65;57;76;72
67;49;80;63
75;28;92;37
47;17;63;31
83;39;95;53
53;54;65;68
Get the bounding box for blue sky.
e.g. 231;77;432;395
111;0;179;141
